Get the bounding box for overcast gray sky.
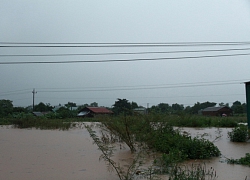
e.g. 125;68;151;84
1;0;250;108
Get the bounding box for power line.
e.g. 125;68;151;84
35;94;245;100
38;82;242;93
0;79;246;95
1;41;250;45
0;89;31;96
35;79;247;90
1;52;250;64
1;47;250;57
1;41;250;48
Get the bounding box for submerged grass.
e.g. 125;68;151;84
168;163;218;180
166;114;245;127
10;118;71;130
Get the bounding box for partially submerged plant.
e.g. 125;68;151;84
85;124;159;180
227;153;250;167
228;125;248;142
11;117;71;130
86;115;221;180
169;163;218;180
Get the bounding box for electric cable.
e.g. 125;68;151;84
1;47;250;57
1;52;250;64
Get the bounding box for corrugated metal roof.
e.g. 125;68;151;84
32;112;44;116
202;106;226;112
134;107;146;111
87;107;113;114
77;111;89;117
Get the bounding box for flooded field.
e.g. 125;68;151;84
0;125;249;180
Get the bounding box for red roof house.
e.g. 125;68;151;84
202;106;233;116
77;107;113;117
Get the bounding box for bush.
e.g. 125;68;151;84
0;118;12;125
228;125;248;142
148;125;220;160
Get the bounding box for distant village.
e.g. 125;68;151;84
0;98;246;119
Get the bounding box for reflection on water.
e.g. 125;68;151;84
0;125;249;180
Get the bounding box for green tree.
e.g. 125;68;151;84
219;102;229;107
65;102;77;109
158;103;171;114
77;103;89;111
190;101;216;114
112;98;132;115
171;103;184;112
131;101;138;109
56;106;76;118
0;99;13;116
184;106;191;113
149;103;171;114
13;106;27;113
231;100;245;114
90;102;98;107
34;102;53;112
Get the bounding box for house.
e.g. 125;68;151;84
133;107;147;115
77;107;113;117
52;105;64;112
32;111;44;117
202;106;233;116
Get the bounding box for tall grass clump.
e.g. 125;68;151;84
228;125;248;142
169;163;218;180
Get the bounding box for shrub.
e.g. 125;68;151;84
148;125;220;160
0;118;11;125
228;125;248;142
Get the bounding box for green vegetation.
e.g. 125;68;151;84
85;125;153;180
227;153;250;167
164;114;244;127
168;164;218;180
0;98;248;179
86;114;221;180
11;117;71;130
228;125;248;142
1;113;72;130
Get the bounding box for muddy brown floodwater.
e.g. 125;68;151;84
0;125;249;180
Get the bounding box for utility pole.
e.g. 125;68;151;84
245;82;250;129
147;103;149;114
32;88;37;111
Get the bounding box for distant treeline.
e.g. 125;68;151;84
0;98;246;119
